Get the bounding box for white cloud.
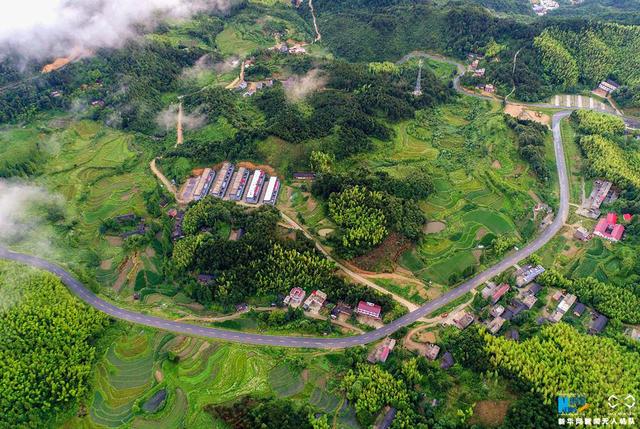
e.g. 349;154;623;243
0;0;233;60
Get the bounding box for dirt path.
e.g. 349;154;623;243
150;158;186;204
175;101;183;147
308;0;321;42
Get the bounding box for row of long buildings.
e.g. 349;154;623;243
181;162;281;206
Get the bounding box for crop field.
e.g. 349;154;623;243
0;120;155;278
360;97;545;285
215;8;311;57
63;327;358;429
566;238;626;284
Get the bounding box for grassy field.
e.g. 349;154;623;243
62;327;360;429
215;8;312;57
560;118;584;205
349;97;551;286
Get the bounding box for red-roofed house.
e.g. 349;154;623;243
624;213;633;222
356;301;382;319
594;213;625;242
491;283;510;304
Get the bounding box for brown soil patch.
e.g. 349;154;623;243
100;259;113;270
469;400;510;427
154;370;164;383
472;249;482;263
180;302;205;312
492;160;502;169
528;190;542;204
121;187;139;201
191;168;205;176
318;228;334;237
504;103;550;126
113;257;135;292
105;236;123;246
351;233;412;273
305;195;317;212
236;161;277;177
419;331;436;343
475;227;488;241
425;285;444;300
145;247;156;258
424;221;446;234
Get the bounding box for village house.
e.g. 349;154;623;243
589;314;608;334
284;287;306;308
573;302;586;317
487;316;506;334
368;337;396;364
625;327;640;341
473;68;486;77
484;84;495;93
171;210;185;241
490;283;510;304
594;212;625;242
425;343;441;360
453;311;474;330
440;351;455;369
302;290;327;313
516;265;545;287
490;304;505;318
574;226;590;241
506;328;520;341
481;282;497;300
374;406;397;429
356;301;382;319
522;294;538;309
598;80;620;95
331;302;353;320
527;283;543;296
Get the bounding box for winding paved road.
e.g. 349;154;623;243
0;54;575;349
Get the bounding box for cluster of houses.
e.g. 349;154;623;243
283;286;383;322
575;180;632;243
480;265;546;335
531;0;559;15
549;291;608;334
467;54;497;94
180;162;281;207
270;39;308;56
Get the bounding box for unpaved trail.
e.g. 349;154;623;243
150;158;186;204
308;0;321;42
175;101;184;147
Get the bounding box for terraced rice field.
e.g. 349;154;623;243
365;99;544;286
89;334;159;427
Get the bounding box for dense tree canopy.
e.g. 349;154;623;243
0;262;108;427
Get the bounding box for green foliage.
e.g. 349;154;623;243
341;364;411;426
571;110;625;137
504;115;550;181
182;196;234;235
491;234;520;256
328;186;387;256
534;23;640;91
538;269;640;323
577;134;640;189
0;262;108;427
534;30;579;89
484;323;640;415
207;395;314;429
254;243;335;295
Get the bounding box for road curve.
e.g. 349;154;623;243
0;110;571;349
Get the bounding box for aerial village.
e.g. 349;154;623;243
225;33;308;97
